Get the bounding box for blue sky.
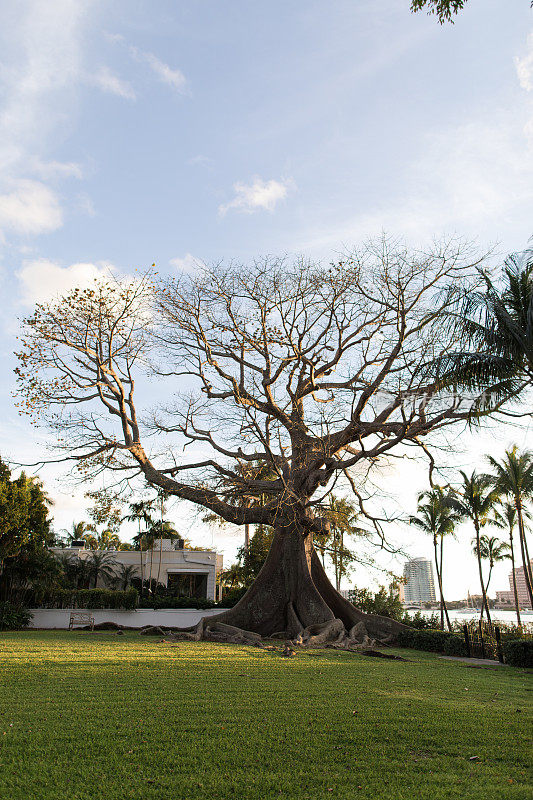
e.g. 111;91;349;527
1;0;533;598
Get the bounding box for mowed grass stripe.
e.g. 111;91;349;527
0;631;531;800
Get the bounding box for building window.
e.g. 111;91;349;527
167;572;208;599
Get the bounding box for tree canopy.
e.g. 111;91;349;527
14;239;504;645
0;457;53;563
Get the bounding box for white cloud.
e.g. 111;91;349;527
0;2;88;240
219;177;295;216
132;47;187;92
107;33;188;94
0;179;63;236
17;259;114;306
515;32;533;92
169;253;205;274
92;66;136;100
33;160;83;180
0;1;85;174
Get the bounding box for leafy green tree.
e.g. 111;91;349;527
349;585;405;622
450;472;500;624
1;546;61;606
0;457;53;566
410;487;460;630
237;525;275;587
486;446;533;607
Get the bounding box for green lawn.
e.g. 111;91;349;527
0;632;531;800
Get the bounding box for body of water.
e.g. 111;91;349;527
413;608;531;626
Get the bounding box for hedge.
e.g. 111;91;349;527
140;595;216;610
504;638;533;668
37;588;138;610
396;628;467;655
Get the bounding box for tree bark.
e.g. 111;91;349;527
178;523;407;645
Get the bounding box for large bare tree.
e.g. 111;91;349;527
15;239;494;646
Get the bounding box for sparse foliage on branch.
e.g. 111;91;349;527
15;239;503;644
410;1;532;25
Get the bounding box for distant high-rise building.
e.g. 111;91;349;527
509;560;533;608
403;558;436;604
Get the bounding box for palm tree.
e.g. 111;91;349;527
113;563;137;591
319;496;368;591
410;487;460;630
96;529;122;550
62;520;96;544
472;534;510;605
486;447;533;608
85;551;118;589
493;502;531;626
450;472;500;624
435;246;533;415
54;551;91;589
122;499;157;594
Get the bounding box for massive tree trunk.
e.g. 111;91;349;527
174;524;407;647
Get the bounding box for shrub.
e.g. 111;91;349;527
0;602;32;630
403;611;441;630
504;638;533;668
349;586;405;621
36;587;138;610
220;586;247;608
442;634;468;657
140;594;215;610
412;629;451;652
396;627;461;654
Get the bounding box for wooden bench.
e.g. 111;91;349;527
69;612;95;631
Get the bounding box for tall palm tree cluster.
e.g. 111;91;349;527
60;493;183;596
411;445;533;629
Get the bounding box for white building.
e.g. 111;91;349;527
52;539;224;602
402;558;436;605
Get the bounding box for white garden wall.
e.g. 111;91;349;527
28;607;229;630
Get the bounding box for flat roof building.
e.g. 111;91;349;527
403;558;436;605
52;539;223;601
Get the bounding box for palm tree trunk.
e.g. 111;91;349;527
474;518;492;625
156;495;164;589
439;534;445;627
508;525;521;627
434;536;451;630
337;531;343;593
138;521;144;595
517;508;533;607
156;534;163;588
